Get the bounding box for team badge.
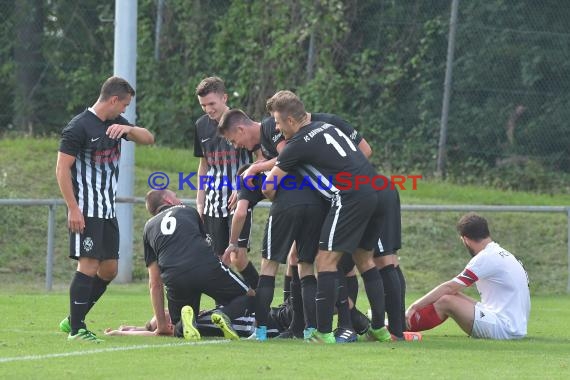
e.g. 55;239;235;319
83;237;94;252
205;233;213;247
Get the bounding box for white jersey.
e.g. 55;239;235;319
453;241;530;338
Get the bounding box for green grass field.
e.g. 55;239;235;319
1;286;569;379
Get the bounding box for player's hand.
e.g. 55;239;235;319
106;123;132;140
228;191;238;211
154;323;173;336
67;207;85;234
242;164;260;187
405;306;417;330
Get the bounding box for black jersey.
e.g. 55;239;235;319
143;205;215;285
276;121;380;200
236;174;265;208
260;113;363;160
194;115;253;218
58;109;130;218
259;117;322;211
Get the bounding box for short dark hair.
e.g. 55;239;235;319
99;76;135;101
196;76;226;97
218;109;253;135
145;189;167;216
456;213;490;241
266;90;306;122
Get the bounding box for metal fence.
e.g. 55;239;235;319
1;198;568;292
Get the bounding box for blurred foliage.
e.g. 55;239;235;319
0;0;568;192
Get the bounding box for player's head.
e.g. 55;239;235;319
218;109;258;150
196;76;228;121
98;76;135;119
456;213;491;256
266;90;306;139
145;189;181;216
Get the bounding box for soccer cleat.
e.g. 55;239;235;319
59;316;71;334
358;326;392;342
303;327;316;340
305;329;336;344
334;327;358;343
211;311;239;340
276;329;303;339
68;328;103;343
401;331;423;341
253;326;267;341
181;306;201;341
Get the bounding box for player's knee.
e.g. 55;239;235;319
434;294;456;314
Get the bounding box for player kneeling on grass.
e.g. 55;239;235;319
405;213;530;340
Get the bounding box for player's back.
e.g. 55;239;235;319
144;205;215;281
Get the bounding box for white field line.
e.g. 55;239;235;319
0;339;229;364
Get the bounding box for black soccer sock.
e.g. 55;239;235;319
361;268;386;330
219;294;252;320
396;265;407;327
379;264;403;337
346;275;359;305
69;271;94;334
336;272;353;330
288;266;304;333
283;275;292;303
85;275;110;315
240;261;259;290
254;275;275;327
300;275;317;329
316;271;338;334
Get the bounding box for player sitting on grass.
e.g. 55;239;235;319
406;213;530;340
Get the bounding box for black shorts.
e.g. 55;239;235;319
165;261;250;323
372;189;402;256
319;194;378;255
69;217;119;260
261;204;326;264
203;211;252;256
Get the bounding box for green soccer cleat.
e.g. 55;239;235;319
211;311;239;340
59;316;71;334
68;328;103;343
181;306;201;341
358;326;392;342
304;330;336;344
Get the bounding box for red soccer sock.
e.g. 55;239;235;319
408;304;447;332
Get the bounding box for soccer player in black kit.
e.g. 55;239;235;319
263;90;399;343
194;76;259;288
56;76;154;342
219;108;373;342
143;189;255;340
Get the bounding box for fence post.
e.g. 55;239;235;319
436;0;459;177
46;203;56;291
567;207;570;293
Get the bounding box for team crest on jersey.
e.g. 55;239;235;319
205;234;213;247
83;237;94;252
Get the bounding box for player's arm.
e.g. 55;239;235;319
244;139;287;177
223;199;251;262
56;152;84;234
358;138;372;159
262;165;288;201
147;262;171;335
196;157;208;218
106;124;155;145
405;279;465;323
